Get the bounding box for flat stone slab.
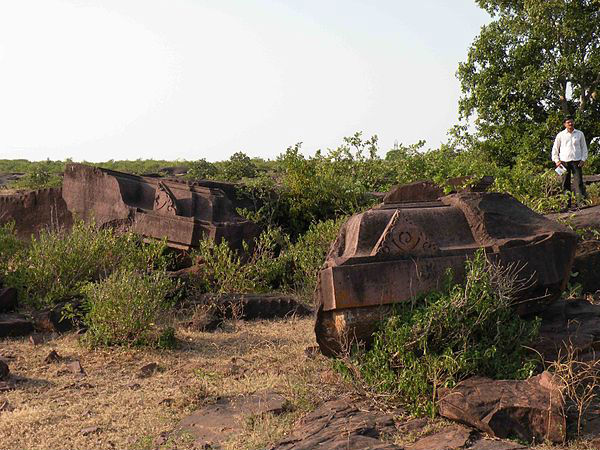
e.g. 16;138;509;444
272;399;401;450
173;390;286;448
0;314;34;338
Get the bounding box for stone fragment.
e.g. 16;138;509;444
467;437;527;450
571;240;600;294
272;399;400;450
138;362;159;378
67;360;85;376
0;288;17;313
172;391;286;449
44;350;60;364
0;314;33;338
32;300;82;333
407;425;472;450
81;426;100;436
0;188;73;240
438;371;565;444
0;359;9;380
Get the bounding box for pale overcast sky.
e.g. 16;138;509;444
0;0;490;162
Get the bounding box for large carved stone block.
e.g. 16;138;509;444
62;164;259;250
315;188;578;356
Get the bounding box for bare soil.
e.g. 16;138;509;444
0;317;344;450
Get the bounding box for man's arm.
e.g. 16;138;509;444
580;131;588;166
552;133;561;165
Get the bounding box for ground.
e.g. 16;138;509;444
0;317;345;450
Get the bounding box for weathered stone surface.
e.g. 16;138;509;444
31;299;83;333
0;188;73;239
438;372;565;444
571;240;600;294
547;205;600;234
0;359;9;380
467;436;527;450
0;313;34;337
62;163;259;250
407;425;472;450
172;391;286;449
315;189;577;355
272;399;401;450
0;287;17;313
533;298;600;362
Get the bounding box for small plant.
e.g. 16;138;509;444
2;221;169;308
82;269;175;347
345;250;541;415
548;345;600;436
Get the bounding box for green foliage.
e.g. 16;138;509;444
240;134;386;236
188;218;342;297
2;221;169;308
82;269;175;347
221;151;258;181
185;158;219;180
458;0;600;166
350;250;540;415
3;160;65;190
0;223;25;267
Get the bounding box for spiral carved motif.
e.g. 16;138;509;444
372;210;438;256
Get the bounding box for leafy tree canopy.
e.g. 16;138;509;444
458;0;600;166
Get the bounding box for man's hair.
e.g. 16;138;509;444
564;116;574;123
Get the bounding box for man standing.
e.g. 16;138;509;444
552;117;588;198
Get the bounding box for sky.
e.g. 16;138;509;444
0;0;491;162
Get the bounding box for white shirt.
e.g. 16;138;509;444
552;128;588;163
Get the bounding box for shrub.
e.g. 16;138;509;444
187;219;342;297
349;250;540;416
2;221;169;308
0;222;24;268
82;269;175;347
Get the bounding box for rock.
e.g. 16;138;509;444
172;391;286;448
81;426;100;436
546;205;600;235
407;425;472;450
467;436;527;450
32;300;82;333
67;360;85;376
0;359;9;380
571;240;600;294
138;362;160;378
44;350;60;364
29;334;43;346
62;163;260;251
533;298;600;362
0;288;17;313
0;313;34;337
272;399;401;450
315;189;577;356
438;371;565;444
0;188;73;240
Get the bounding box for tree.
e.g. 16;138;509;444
457;0;600;166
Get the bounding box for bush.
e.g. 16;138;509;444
82;269;175;347
2;221;169;308
187;219;342;297
349;250;540;416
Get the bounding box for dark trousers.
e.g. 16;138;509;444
562;160;586;198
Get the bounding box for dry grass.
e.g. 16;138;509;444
0;316;343;450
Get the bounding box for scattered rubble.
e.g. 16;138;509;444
438;371;565;444
272;398;400;450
